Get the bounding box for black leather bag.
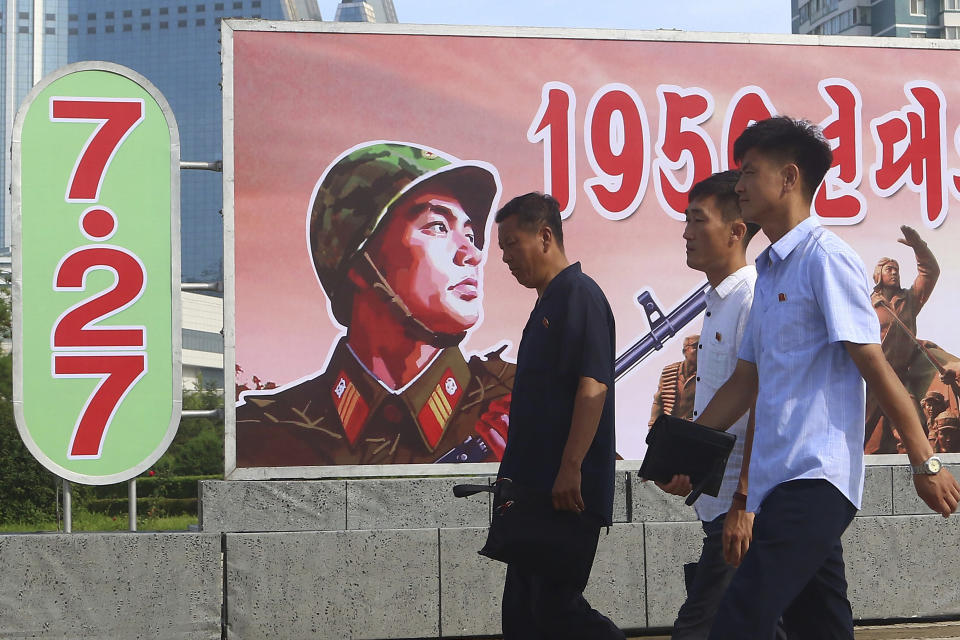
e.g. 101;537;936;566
639;414;737;506
453;479;597;580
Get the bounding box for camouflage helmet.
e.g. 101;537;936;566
308;141;500;326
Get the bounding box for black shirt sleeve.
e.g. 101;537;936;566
559;279;614;389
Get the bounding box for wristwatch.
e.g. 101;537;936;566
911;456;943;475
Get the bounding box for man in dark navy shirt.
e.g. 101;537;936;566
495;192;623;640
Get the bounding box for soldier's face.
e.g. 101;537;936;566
881;263;900;288
938;429;957;452
370;187;483;334
683;195;741;277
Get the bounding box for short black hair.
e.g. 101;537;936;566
688;170;760;243
732;116;833;202
494;192;563;246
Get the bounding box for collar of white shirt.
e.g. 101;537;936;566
709;264;758;300
762;215;820;266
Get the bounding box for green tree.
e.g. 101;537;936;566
152;374;224;476
0;294;60;524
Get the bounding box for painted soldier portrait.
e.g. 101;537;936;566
235;142;514;467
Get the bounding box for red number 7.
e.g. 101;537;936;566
53;353;147;458
50;98;145;202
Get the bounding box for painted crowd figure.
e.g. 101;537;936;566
649;334;699;427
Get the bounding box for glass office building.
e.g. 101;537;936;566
1;0;321;281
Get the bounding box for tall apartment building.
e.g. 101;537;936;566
792;0;960;39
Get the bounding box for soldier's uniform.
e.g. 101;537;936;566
865;245;939;453
236;339;513;466
235;141;514;468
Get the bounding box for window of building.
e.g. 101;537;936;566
178;19;187;27
160;21;169;28
196;17;206;26
19;11;29;20
910;0;925;16
45;26;54;34
105;24;114;33
45;13;54;21
68;27;78;35
87;26;95;33
123;10;133;18
252;0;261;6
123;23;132;32
234;1;243;9
18;25;28;33
160;7;169;15
910;30;926;37
68;14;78;21
947;0;960;10
106;11;115;19
87;12;96;20
142;22;150;30
197;4;206;11
946;26;960;38
142;8;151;16
179;5;188;13
215;2;224;9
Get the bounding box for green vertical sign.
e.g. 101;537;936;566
12;62;182;485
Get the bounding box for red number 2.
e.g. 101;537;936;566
50;98;144;202
52;246;147;350
54;354;147;458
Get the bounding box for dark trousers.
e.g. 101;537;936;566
501;517;625;640
673;515;788;640
708;479;857;640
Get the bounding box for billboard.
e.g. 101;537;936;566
12;62;182;485
224;23;960;479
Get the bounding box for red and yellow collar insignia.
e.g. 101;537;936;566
417;368;464;449
331;370;369;445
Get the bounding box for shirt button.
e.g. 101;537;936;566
698;344;702;349
696;376;700;381
693;410;699;416
706;311;711;317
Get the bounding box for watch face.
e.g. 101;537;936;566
928;457;943;474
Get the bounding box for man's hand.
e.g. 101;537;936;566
722;503;754;567
552;459;585;512
940;362;960;386
898;225;925;249
654;474;693;497
913;470;960;517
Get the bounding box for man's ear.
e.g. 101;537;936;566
781;163;800;195
730;220;748;246
539;224;553;253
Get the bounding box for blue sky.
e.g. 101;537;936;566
316;1;792;34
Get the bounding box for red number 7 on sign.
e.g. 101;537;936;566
53;353;147;458
50;98;144;203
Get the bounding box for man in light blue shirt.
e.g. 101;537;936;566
699;117;960;639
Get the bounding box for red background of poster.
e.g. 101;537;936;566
231;28;960;461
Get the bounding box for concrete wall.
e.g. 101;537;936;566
2;464;959;639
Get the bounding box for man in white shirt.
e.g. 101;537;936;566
699;116;960;639
655;170;770;639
